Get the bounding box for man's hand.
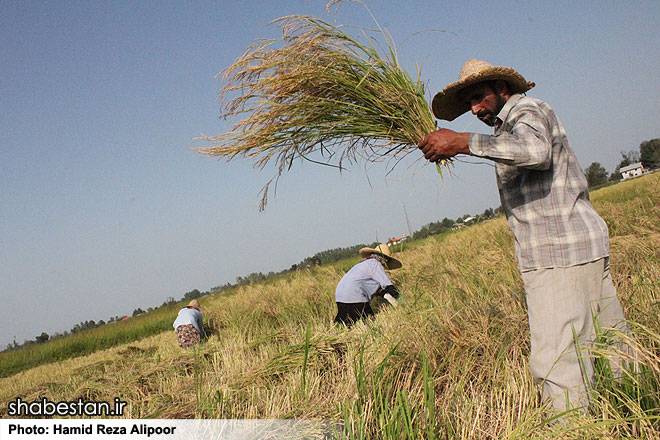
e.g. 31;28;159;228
418;129;470;162
380;285;400;299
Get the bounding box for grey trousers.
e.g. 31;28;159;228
522;257;628;412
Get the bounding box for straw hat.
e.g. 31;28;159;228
359;243;402;270
187;299;202;311
431;59;535;121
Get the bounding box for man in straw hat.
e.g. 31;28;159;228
334;243;401;327
418;59;629;412
173;299;205;349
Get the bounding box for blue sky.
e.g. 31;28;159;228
1;1;658;348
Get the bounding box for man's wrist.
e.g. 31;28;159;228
467;133;490;157
458;132;471;155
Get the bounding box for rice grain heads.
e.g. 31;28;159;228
196;13;438;209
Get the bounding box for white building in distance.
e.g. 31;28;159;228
620;162;644;180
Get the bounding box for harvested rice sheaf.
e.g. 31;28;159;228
196;12;440;209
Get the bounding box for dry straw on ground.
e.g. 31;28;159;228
195;7;438;209
1;175;659;438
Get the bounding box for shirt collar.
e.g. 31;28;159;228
494;93;524;131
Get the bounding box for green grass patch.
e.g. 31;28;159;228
0;303;180;378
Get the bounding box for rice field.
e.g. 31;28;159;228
0;302;183;379
1;172;658;439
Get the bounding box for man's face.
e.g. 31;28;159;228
460;82;506;126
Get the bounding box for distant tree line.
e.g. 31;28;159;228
585;138;659;188
294;244;379;269
196;243;384;296
5;296;178;352
411;207;501;241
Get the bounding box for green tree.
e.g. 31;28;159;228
585;162;608;188
620;150;640;167
35;332;49;343
183;289;202;301
412;225;430;240
441;217;455;229
640;138;660;170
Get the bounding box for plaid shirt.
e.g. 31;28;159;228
468;94;609;271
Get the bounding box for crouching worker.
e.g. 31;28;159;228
173;299;205;349
334;244;402;327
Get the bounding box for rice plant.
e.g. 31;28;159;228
1;174;658;439
195;7;437;209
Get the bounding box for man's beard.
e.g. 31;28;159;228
477;111;496;126
477;95;505;127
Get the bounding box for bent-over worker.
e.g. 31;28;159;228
334;244;401;326
173;299;205;349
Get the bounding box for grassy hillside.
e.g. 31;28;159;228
1;173;658;439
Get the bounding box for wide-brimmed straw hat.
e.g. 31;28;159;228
431;59;535;121
359;244;402;270
187;300;202;311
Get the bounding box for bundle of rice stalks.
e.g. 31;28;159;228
196;8;439;210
